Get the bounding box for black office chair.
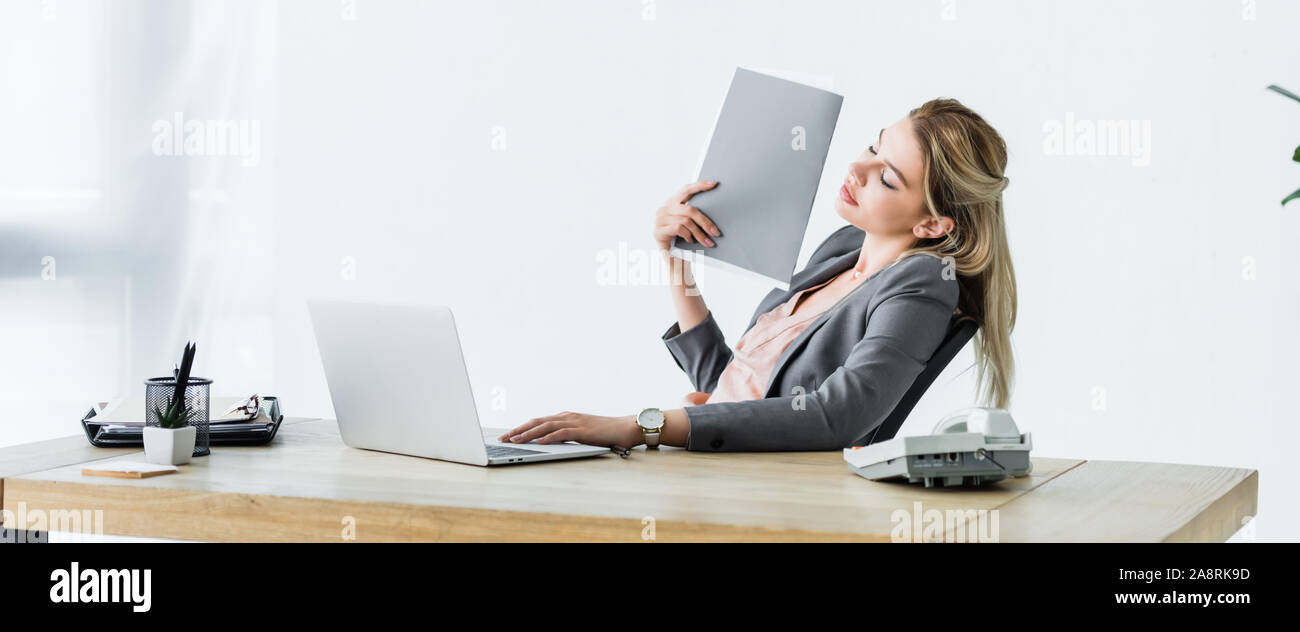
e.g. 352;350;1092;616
861;317;979;446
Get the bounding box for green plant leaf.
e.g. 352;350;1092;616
1284;187;1300;206
152;396;193;429
1268;84;1300;104
1293;145;1299;163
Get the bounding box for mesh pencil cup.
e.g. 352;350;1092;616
144;376;212;457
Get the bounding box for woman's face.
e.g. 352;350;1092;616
835;116;948;240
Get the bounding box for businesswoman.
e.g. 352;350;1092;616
501;98;1017;451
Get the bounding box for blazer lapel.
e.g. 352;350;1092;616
745;248;862;331
762;247;864;396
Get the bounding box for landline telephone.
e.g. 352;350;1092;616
843;408;1032;487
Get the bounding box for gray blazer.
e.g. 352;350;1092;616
661;225;960;452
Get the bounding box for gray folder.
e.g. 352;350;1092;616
670;68;843;290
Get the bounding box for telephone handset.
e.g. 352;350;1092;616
932;407;1023;440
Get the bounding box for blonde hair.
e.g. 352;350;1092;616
899;98;1017;408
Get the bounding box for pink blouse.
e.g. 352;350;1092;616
705;272;856;404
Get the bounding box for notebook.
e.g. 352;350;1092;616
669;67;844;290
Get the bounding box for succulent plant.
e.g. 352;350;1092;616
153;395;195;429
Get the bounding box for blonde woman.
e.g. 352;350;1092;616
501;98;1016;451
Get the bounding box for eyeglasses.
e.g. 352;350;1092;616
231;394;261;420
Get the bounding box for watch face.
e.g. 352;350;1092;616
637;408;665;431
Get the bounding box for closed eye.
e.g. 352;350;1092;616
868;145;897;191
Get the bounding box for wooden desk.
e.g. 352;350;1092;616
1;419;1257;542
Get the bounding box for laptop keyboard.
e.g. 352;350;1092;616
485;444;545;458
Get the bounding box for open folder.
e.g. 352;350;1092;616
669;67;844;290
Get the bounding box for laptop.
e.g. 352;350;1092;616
307;299;609;466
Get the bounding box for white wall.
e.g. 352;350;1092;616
2;0;1296;540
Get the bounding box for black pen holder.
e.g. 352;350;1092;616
144;376;212;457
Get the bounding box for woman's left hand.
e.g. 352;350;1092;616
498;412;642;448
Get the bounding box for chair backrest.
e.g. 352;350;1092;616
862;317;979;445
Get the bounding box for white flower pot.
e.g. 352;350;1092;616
144;426;196;465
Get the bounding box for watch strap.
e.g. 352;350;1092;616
642;429;661;448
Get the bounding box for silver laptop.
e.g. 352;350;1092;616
307;299;608;466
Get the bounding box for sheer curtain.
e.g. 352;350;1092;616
0;0;277;447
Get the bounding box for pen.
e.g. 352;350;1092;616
609;445;630;458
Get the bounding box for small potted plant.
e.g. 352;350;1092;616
144;342;198;465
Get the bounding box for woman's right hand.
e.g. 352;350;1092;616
653;180;722;252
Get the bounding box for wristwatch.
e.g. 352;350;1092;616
636;408;666;448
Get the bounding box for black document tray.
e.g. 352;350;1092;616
80;396;285;448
